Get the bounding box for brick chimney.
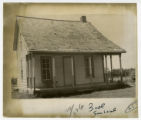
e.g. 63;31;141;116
80;16;87;23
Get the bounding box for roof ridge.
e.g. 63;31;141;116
16;15;81;22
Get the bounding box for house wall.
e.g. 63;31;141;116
74;55;92;84
34;54;104;89
74;55;104;85
17;34;28;92
92;55;104;83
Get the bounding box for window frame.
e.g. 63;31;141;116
40;56;52;82
84;55;95;78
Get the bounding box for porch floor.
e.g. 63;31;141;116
12;82;135;98
34;82;130;97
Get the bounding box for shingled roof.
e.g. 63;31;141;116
13;16;126;53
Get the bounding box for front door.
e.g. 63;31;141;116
63;56;74;86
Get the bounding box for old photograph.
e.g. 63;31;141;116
3;3;138;117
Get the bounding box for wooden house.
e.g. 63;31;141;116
13;16;126;95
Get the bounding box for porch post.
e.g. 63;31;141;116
28;54;32;94
32;53;36;94
110;55;113;82
71;57;74;76
26;55;29;89
29;54;32;89
52;57;56;88
102;55;105;82
71;57;74;87
105;55;108;83
73;56;76;87
119;54;123;82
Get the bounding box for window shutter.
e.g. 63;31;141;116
84;56;90;77
84;56;95;78
91;56;95;77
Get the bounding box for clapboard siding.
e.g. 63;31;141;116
17;33;28;92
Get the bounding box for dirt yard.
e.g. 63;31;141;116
12;85;135;98
68;86;135;98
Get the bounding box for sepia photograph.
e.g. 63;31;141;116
3;3;138;118
11;15;136;99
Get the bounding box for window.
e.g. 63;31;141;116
11;78;17;85
84;56;94;77
40;56;52;81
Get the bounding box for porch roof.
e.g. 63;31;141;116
14;16;126;53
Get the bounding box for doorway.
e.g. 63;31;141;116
63;56;74;87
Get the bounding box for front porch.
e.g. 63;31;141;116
12;82;130;98
103;53;123;83
25;52;124;96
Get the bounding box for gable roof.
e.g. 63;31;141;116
13;16;126;53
